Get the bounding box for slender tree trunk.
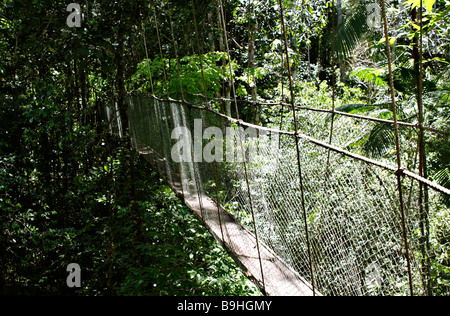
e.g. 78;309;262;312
248;2;259;124
412;6;431;296
116;27;128;137
337;0;346;83
208;11;215;52
120;7;143;243
224;84;231;117
217;3;231;117
80;58;88;126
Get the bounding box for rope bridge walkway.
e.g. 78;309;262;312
106;0;449;296
104;94;450;296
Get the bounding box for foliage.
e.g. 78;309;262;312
0;0;260;296
131;52;232;99
1;0;449;296
116;169;260;296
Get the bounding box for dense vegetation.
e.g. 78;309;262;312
1;135;260;295
0;0;261;296
1;0;449;296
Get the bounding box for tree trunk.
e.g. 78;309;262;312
208;11;215;52
412;6;431;296
115;6;142;247
337;0;346;83
224;83;232;117
217;2;231;116
248;2;259;124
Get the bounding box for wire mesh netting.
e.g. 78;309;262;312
125;95;449;296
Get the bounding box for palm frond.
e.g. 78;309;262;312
323;3;372;63
325;102;392;123
343;122;395;159
433;168;450;206
363;123;396;158
350;67;388;88
336;102;392;113
434;168;450;187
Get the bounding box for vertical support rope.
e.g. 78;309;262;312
190;0;224;235
279;50;286;132
139;6;155;96
416;0;431;295
166;0;206;222
191;0;208;98
218;0;239;114
380;0;414;296
278;0;286;133
167;1;185;102
326;0;337;170
149;0;189;205
151;0;169;98
219;0;266;294
278;0;316;296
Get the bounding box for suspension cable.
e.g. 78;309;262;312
326;0;337;170
416;0;431;295
150;0;169;98
167;1;185;101
278;0;316;296
165;0;207;222
219;0;266;294
380;0;414;296
182;92;450;136
139;5;155;96
191;0;208;98
190;0;225;239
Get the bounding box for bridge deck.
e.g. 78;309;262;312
133;139;318;296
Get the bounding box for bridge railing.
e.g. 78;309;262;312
115;95;450;296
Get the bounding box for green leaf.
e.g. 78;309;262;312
403;0;422;9
411;22;421;31
187;270;197;279
350;67;388;87
424;57;450;64
434;169;450;187
378;37;397;45
363;124;396;158
404;0;436;12
424;0;437;12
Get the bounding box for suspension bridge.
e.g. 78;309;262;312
105;0;450;296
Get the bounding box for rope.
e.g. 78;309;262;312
149;0;185;202
326;0;337;170
190;0;225;242
149;93;450;197
139;5;155;96
150;0;169;98
165;0;207;222
219;0;266;293
416;0;432;294
181;92;450;136
125;1;450;296
380;0;414;296
167;1;185;102
190;0;208;98
278;0;316;296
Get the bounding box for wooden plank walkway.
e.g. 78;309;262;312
132;139;318;296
